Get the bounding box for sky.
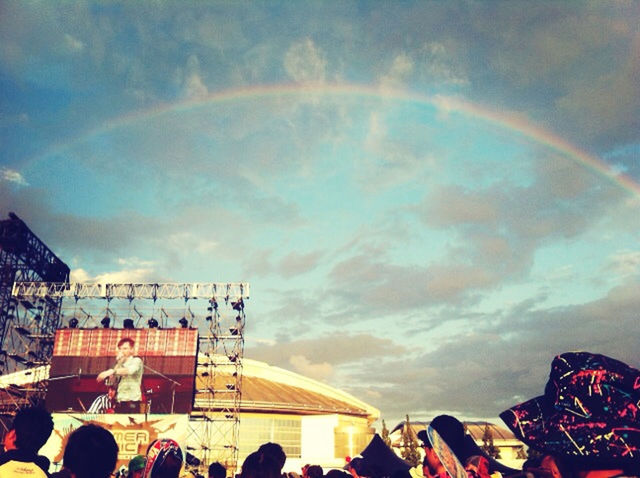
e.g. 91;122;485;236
1;1;639;428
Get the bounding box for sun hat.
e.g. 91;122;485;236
499;351;640;468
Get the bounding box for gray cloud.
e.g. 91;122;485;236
346;279;640;423
0;185;161;256
277;250;325;278
246;332;405;373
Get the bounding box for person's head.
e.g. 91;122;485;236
117;337;135;357
416;429;441;476
209;461;227;478
326;471;349;478
10;406;54;454
128;454;146;478
107;386;117;399
143;438;184;478
240;451;280;478
257;442;286;472
500;352;640;478
63;424;118;478
346;457;373;478
307;465;323;478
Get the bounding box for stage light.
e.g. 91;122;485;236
235;314;242;322
231;299;244;312
101;316;111;328
179;317;189;328
148;317;159;328
69;317;79;328
123;318;135;329
205;315;212;321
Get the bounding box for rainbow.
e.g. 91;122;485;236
30;82;640;197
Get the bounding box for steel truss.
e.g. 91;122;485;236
0;213;70;398
12;282;249;301
10;281;248;476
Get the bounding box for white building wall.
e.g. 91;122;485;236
294;414;340;471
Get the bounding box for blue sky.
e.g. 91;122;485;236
1;1;639;426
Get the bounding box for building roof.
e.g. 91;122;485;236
464;421;517;441
390;420;517;442
195;357;379;420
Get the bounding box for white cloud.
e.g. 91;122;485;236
365;112;386;148
289;354;333;381
605;250;640;278
63;33;84;53
182;54;209;99
165;232;218;256
1;168;28;186
184;72;208;99
70;267;156;283
379;52;414;88
418;42;468;86
69;268;91;282
116;257;156;267
284;38;327;83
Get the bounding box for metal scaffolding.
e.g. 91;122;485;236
0;213;70;394
10;281;248;475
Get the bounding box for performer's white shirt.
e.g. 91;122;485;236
117;356;143;401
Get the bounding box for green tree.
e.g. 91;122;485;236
381;419;392;448
400;414;421;467
480;423;501;459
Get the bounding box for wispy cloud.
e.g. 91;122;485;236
1;168;28;186
284;38;327;83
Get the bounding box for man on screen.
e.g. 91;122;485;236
97;337;143;413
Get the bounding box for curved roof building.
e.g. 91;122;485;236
194;357;379;469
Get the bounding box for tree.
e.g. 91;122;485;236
400;414;421;467
516;446;527;460
381;419;392;448
480;422;501;459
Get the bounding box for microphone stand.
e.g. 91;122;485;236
48;373;80;381
143;363;180;414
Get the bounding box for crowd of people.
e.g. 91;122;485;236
0;351;637;478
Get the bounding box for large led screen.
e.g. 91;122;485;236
46;328;198;414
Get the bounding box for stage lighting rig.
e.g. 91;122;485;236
231;299;244;312
148;317;159;328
